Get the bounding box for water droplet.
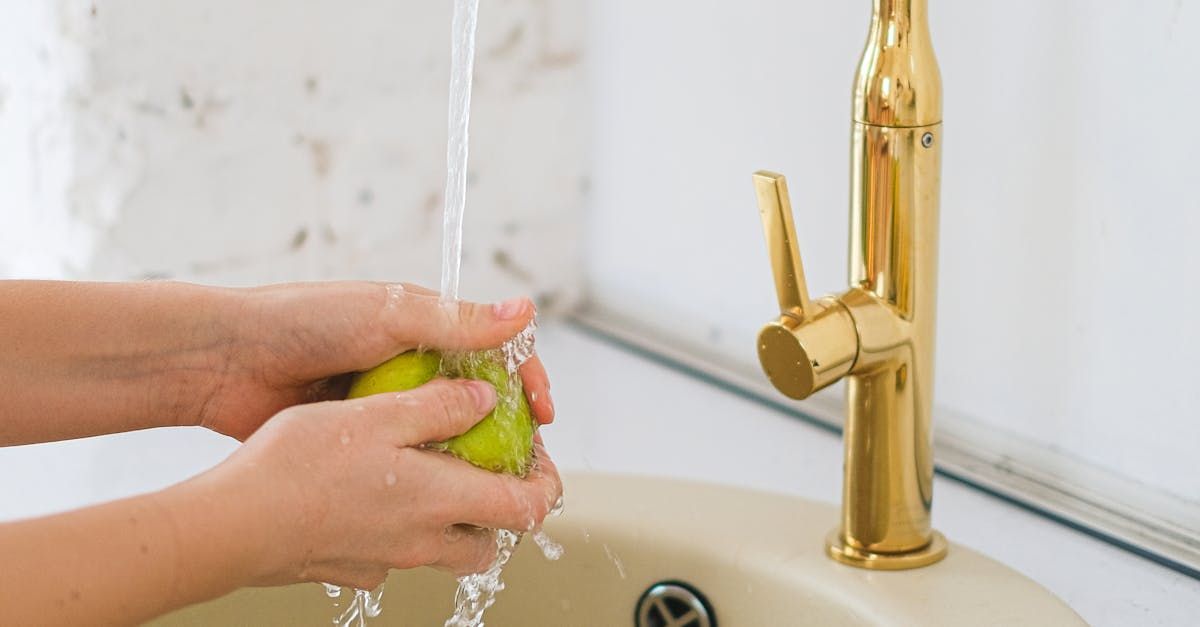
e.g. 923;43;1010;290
549;495;564;517
532;528;564;561
384;283;406;309
385;472;397;487
602;544;627;579
395;394;419;406
339;431;351;446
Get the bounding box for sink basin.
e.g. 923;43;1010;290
154;473;1084;626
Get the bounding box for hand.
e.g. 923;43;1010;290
197;282;554;441
199;378;562;590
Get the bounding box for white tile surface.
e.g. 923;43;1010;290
1;324;1197;625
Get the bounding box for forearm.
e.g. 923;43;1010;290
0;281;238;445
0;477;264;626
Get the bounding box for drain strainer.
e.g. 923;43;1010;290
635;581;715;627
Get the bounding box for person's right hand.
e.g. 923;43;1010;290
194;377;562;590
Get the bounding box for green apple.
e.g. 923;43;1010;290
347;350;535;477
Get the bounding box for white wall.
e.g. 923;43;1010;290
0;1;589;525
584;1;1200;502
0;0;586;308
3;0;1195;507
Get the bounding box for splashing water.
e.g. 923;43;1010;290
321;585;384;627
440;320;560;627
503;318;538;374
444;529;519;627
532;529;564;561
532;496;566;560
440;0;481;305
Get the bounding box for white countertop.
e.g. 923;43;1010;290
2;323;1197;625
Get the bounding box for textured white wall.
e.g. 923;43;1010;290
0;0;585;308
4;0;1196;506
584;1;1200;501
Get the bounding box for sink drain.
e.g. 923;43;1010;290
635;581;715;627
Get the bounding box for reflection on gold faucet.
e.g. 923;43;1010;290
754;0;945;570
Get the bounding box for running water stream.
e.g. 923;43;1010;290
327;1;561;624
439;0;481;305
436;2;565;624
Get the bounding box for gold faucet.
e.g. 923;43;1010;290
753;0;945;570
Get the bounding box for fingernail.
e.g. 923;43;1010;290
468;381;497;412
493;297;526;320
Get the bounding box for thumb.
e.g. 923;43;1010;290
380;285;535;354
351;378;498;447
250;282;534;379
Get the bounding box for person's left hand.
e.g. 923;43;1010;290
194;282;553;441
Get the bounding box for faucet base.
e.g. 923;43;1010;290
825;529;948;570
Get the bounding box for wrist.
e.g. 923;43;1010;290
152;467;278;603
152;282;246;430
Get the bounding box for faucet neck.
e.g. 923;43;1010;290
874;0;927;24
855;0;940;127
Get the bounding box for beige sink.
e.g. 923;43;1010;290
155;473;1084;626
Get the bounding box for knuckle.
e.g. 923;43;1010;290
394;446;424;467
415;543;441;568
465;544;498;577
446;535;496;577
546;472;564;501
435;391;461;431
393;544;437;571
491;477;532;528
458;300;481;323
356;571;387;590
435;381;474;419
391;448;425;477
454;302;484;342
529;493;552;523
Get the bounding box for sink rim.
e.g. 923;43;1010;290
153;471;1087;627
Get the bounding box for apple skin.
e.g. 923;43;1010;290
347;350;535;477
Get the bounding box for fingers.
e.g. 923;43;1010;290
380;285;536;354
431;442;563;532
519;354;554;425
239;282;540;384
349;379;497;446
391;283;438;297
393;284;552;422
432;525;499;576
527;436;562;511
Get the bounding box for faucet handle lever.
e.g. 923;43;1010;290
754;171;811;320
753;170;859;401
